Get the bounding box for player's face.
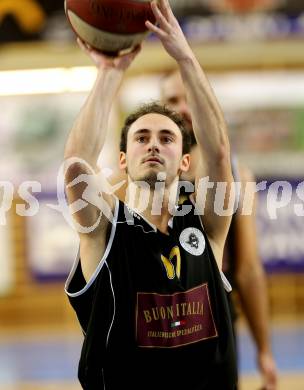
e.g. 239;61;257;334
119;113;190;187
161;72;193;133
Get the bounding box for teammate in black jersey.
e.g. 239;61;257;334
64;1;237;388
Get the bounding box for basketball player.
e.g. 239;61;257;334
64;1;237;388
160;71;278;390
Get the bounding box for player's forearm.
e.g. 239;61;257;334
236;266;272;354
64;67;123;166
178;56;230;163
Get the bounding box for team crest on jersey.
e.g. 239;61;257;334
179;227;205;256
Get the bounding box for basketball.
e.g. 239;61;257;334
64;0;158;55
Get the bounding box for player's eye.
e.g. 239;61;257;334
167;97;178;105
137;136;147;143
162;136;173;144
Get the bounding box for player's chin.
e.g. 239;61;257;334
143;164;165;174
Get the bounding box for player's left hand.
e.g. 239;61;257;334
145;0;193;62
258;351;278;390
77;38;141;71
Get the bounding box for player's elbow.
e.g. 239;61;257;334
63;160;89;187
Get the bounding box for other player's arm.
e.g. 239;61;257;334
234;165;277;390
64;40;140;281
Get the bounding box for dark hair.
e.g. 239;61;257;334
120;102;191;154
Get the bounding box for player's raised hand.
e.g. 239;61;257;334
145;0;193;62
77;38;141;71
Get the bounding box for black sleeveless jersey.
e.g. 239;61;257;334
65;197;237;390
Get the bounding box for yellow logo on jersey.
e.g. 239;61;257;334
161;246;181;280
0;0;45;34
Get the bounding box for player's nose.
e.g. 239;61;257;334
148;143;160;153
178;99;191;118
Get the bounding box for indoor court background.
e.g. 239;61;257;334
0;1;304;389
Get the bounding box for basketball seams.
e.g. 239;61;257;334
67;10;149;53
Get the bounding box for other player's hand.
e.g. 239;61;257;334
258;351;278;390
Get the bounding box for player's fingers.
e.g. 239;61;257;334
157;0;169;20
125;44;141;61
124;43;141;59
131;43;142;54
77;37;88;52
77;38;96;55
150;1;171;32
161;0;175;21
145;20;167;39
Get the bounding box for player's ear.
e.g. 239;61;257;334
180;153;190;172
119;151;127;170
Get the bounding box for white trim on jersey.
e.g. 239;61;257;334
116;203;157;233
220;271;232;293
105;260;116;348
102;368;106;390
116;202;180;233
65;196;120;298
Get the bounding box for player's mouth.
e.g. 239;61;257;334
143;156;163;165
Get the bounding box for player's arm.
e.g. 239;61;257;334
234;165;277;389
64;40;140;281
146;0;234;268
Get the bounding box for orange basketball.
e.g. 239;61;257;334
64;0;158;55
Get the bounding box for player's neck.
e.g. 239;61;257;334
125;180;179;234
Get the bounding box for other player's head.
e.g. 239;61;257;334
160;70;197;146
